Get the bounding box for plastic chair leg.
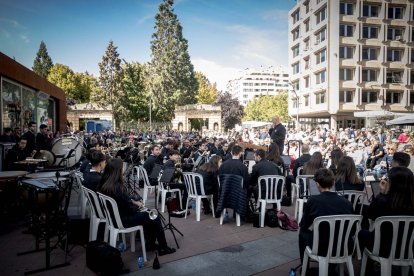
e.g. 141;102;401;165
236;213;240;226
295;199;299;220
161;191;166;213
318;260;329;276
346;257;354;276
339;263;345;276
210;196;215;218
260;201;266;227
380;260;391;276
139;228;147;262
143;186;148;204
220;209;226;225
109;231;117;248
90;217;98;241
196;197;201;221
103;223;109;242
184;197;190;219
360;252;368;276
301;251;309;276
178;191;183;209
130;232;136;252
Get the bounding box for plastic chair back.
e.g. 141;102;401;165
342;190;366;215
311;215;362;259
82;186;106;220
257;175;285;201
97;192;125;230
296;175;315;198
183;172;206;196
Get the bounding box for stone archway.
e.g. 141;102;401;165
172;104;222;132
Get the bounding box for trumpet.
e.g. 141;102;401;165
143;208;159;220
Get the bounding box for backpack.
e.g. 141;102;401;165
86;240;125;276
277;210;299;231
265;208;279;228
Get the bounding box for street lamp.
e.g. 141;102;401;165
288;82;300;129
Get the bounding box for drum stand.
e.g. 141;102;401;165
17;181;73;275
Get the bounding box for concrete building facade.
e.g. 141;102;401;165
226;67;290;106
288;0;414;129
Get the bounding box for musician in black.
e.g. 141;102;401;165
4;138;29;170
219;145;249;189
160;141;174;162
179;139;193;159
163;150;187;208
83;151;107;191
36;124;52;151
268;116;286;155
143;145;162;186
22;121;36;156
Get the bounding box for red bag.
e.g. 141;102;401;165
277;210;299;231
166;197;180;213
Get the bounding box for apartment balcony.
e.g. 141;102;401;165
341;59;358;67
359;17;382;25
388;40;406;48
340;80;358;89
358;81;382;89
340;37;358;45
362;39;383;47
339;103;358;111
387;19;407;27
385;104;411;112
358;60;382;68
340;15;357;23
386;61;406;70
384;83;405;90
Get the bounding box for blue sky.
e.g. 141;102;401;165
0;0;296;90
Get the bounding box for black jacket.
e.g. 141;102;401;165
293;153;311;178
269;123;286;154
83;171;102;192
22;130;36;154
36;133;51;151
216;174;246;217
249;158;281;188
219;158;249;189
143;155;162;176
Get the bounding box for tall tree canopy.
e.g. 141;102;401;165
148;0;198;121
47;64;93;103
215;91;244;130
121;61;149;122
32;41;54;78
243;92;289;122
95;40;123;128
195;72;218;104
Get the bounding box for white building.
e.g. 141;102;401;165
226;67;290;106
288;0;414;129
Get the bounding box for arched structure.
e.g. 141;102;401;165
172;104;222;132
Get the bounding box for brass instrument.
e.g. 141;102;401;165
141;208;158;220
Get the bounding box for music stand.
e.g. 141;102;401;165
244;151;255;161
150;164;163;180
156;168;183;248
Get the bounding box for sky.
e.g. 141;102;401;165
0;0;296;91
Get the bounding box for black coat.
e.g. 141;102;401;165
219;158;249;189
269;123;286;154
216;174;246;217
249;158;281;188
36;133;51;151
293;153;311;178
83;171;102;192
22;130;36;155
143;155;162;176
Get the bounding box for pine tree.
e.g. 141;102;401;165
148;0;198;121
96;40;123;130
32;41;54;78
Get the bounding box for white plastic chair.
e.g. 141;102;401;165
137;166;156;205
360;216;414;276
218;174;244;227
302;214;362;276
81;186;108;242
294;175;314;222
157;179;182;213
97;192;147;262
182;172;215;221
74;171;87;218
291;166;304;204
257;175;285;227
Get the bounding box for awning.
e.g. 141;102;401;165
386;114;414;126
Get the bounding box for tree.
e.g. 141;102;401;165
243;92;289;122
32;41;54;78
215;91;244;130
96;40;123;130
47;64;93;103
148;0;198;121
121;61;149;122
195;72;218;104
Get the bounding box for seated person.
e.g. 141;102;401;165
218;145;249;189
372;144;396;180
299;168;353;263
143;145;162;186
4;138;30;171
195;155;222;215
99;158;176;256
83;150;107;191
163;150;187;207
335;156;365;192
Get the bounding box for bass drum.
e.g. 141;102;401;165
51;137;82;168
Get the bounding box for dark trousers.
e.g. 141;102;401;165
299;229;313;263
285;175;294;198
122;212;167;247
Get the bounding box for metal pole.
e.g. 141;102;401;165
149;97;152;131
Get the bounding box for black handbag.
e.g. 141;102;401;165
86;240;125;275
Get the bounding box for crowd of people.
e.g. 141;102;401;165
2;117;414;269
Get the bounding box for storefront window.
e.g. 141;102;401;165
37;98;49;129
2;79;21;130
48;98;56;133
21;87;37;129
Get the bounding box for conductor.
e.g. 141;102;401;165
268;116;286;155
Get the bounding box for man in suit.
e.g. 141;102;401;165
36;124;52;151
284;144;312;204
269;116;286;155
299;168;353;263
219;145;249;189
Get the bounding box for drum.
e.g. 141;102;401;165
51;137;82;167
33;150;56;167
20;178;64;209
26;171;70;179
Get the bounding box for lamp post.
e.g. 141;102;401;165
289;83;300;129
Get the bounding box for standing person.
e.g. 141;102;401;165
22;121;36;156
36;124;52;151
99;158;176;256
268;116;286;156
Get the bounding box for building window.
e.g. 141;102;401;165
362;26;379;39
363;5;379;17
362;91;378;103
340;68;354;81
387;28;403;40
386;71;403;83
315;92;326;104
316;70;326;84
292;9;300;24
243;94;248;98
292;28;300;40
303;95;309;106
293;62;300;74
304;76;310;88
387;49;402;62
339;46;354;58
388;6;404;19
304;1;309;14
340;3;353;15
316;49;326;64
304;57;310;70
316;7;327;24
340;24;353;37
411;92;414;104
292;45;300;57
362;48;378;60
316;28;326;43
304;20;310;32
362;70;378;82
340;91;354;103
386;91;402;104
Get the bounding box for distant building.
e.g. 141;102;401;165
288;0;414;129
226;67;290;106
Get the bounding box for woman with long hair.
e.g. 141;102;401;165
303;152;324;175
266;143;284;167
335;156;365;192
99;158;176;256
196;155;222;215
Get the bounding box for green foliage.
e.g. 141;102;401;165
32;41;54;78
121;61;149;122
96;40;124;126
47;64;92;103
195;71;218;104
243;92;289;122
148;0;198;121
215;91;244;130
